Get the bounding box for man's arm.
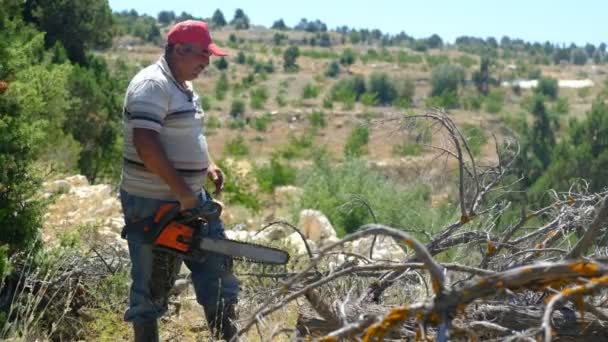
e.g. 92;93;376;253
133;128;198;210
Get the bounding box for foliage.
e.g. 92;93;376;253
283;46;300;72
254;156;296;193
230;8;250;30
330;75;366;103
430;64;464;97
229;98;246;119
553;97;570;115
250;86;268;109
296;155;435;236
472;57;493;95
279;133;313;159
224;135;249;157
26;0;114;64
484;88;505;114
360;92;379;106
535;77;559;100
157;10;175;25
271;19;288;30
570;48;588;65
325;61;340;77
215;72;229;100
340;49;357;66
425;54;450;68
213;57;228;70
216;159;261;212
211;9;227;27
461;123;487;156
309;111;326;129
392;141;423;156
302;83;320;99
251;113;273;132
344;124;369;157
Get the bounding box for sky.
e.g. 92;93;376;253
108;0;606;46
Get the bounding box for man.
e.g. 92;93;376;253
120;20;239;341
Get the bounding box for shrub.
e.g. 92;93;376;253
396;51;423;65
330;75;366;101
296;156;437;236
251;113;273;131
426;54;450;67
430;64;464;97
283;46;300;72
229;99;245;118
461;123;487;156
253;60;275;74
367;72;397;105
200;95;212;111
462;94;483;111
213;58;228;70
571;48;588;65
250;87;268;109
360;92;379;106
535;77;558;100
392;142;423;156
215;73;229;100
216;159;261;212
224;135;249;156
456;55;477;68
339;49;356;66
325;61;340;77
235;51;246;64
322;96;333;109
279;133;313;159
275;94;287;107
425;90;460;109
254;157;296;193
553;97;570;114
302;83;320;99
484;89;505;114
309;111;326;128
344;124;369;157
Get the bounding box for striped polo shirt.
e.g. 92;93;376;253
120;56;210;200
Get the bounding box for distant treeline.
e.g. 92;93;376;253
115;7;608;65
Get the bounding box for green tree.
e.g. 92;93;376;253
430;64;464;97
157;10;175;25
230;8;249;30
570;48;588;65
340;49;356;67
367;72;397;105
211;9;226;27
535;77;559;100
271;19;288;30
472;56;492;95
283;46;300;71
25;0;114;64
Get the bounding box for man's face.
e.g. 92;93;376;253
175;42;211;81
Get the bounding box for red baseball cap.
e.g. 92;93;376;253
167;20;227;56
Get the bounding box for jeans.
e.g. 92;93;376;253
120;189;240;324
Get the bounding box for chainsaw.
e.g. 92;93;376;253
122;200;289;265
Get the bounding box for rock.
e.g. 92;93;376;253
285;232;310;255
65;175;89;187
348;235;406;260
298;210;337;243
43;179;72;194
274;186;304;205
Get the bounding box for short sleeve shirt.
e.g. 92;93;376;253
120;56;210;200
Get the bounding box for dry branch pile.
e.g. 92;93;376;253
234;110;608;342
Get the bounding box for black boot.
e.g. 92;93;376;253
204;302;238;341
133;320;159;342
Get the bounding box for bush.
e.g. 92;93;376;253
279;133;313;159
283;46;300;72
360;92;379;106
339;49;356;66
392;142;423;156
330;75;366;101
302;83;320;99
296;156;437;236
251;113;273;131
254;157;296;193
235;51;246;64
430;64;464;97
213;58;228;70
250;87;268;109
553;97;570;115
571;48;588;65
462;94;483;111
535;77;559;100
425;90;460;109
200;95;212;111
275;94;287;107
484;89;505;113
456;55;477;68
253;60;275;74
215;72;229;100
426;54;450;67
322;96;333;109
367;72;397;105
229;99;245;118
224;135;249;156
325;61;340;77
344;124;369;157
216;159;261;212
309;111;326;128
461;123;487;156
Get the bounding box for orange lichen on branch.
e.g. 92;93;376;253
318;337;337;342
0;80;8;94
486;241;497;255
569;262;599;276
362;306;409;342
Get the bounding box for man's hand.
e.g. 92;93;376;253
178;193;199;211
207;163;224;196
